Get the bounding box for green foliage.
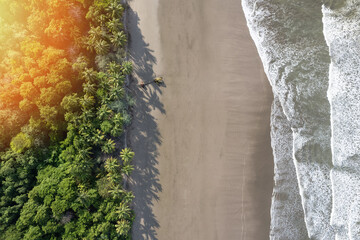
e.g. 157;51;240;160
101;120;113;134
0;0;135;239
120;148;135;165
10;133;32;153
121;61;132;75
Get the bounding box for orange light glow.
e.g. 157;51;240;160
0;0;87;148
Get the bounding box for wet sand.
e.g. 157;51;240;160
128;0;274;239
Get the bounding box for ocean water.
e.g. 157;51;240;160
270;97;308;240
241;0;342;239
323;2;360;239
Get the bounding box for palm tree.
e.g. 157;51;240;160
110;31;127;48
121;61;132;75
107;172;122;185
94;39;110;55
121;164;134;176
116;202;131;219
109;185;125;199
95;14;108;26
76;147;92;161
83;82;96;95
88;26;103;43
77;191;91;208
108;85;124;102
106;18;123;33
92;129;105;146
121;191;134;204
107;62;121;73
81;68;97;83
80;94;95;109
97;105;112;120
85;26;109;54
106;1;123;19
120;148;134;164
115;220;131;236
105;157;119;172
102;139;116;154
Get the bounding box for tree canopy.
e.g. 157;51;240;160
0;0;135;239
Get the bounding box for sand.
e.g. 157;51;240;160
128;0;274;239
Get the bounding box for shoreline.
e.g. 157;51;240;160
129;0;274;239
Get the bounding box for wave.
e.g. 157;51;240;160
323;2;360;238
270;97;308;240
242;0;335;238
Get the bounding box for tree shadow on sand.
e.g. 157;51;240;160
126;7;164;240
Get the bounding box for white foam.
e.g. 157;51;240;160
322;2;360;238
242;0;335;238
270;97;309;240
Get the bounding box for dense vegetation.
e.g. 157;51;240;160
0;0;135;239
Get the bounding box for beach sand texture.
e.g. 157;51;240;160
128;0;274;239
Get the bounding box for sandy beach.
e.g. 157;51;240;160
128;0;274;239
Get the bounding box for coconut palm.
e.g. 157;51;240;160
120;148;134;164
105;157;119;172
110;31;127;48
121;191;134;204
107;62;121;73
88;26;103;42
101;139;116;154
108;85;124;102
106;18;123;33
81;68;97;83
109;185;125;199
106;1;123;19
92;129;105;146
116;202;131;219
82;82;96;95
76;147;92;161
80;94;95;109
85;27;104;53
121;164;134;176
115;220;131;236
121;61;132;75
94;39;110;55
97;105;112;120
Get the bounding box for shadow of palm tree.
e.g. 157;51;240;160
126;7;164;240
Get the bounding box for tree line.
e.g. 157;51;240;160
0;0;135;239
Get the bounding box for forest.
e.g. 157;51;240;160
0;0;135;239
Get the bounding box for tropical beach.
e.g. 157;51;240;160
3;0;360;239
128;0;274;239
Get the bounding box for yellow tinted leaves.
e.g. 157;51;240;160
34;76;47;88
19;98;36;112
45;19;71;42
20;82;37;99
12;73;31;86
27;10;48;36
37;47;66;69
39;105;58;127
39;87;59;105
49;58;72;78
21;39;45;58
55;81;72;95
24;57;37;72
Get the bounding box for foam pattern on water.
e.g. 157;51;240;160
322;2;360;238
270;97;309;240
241;0;335;238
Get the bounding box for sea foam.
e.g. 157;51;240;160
242;0;335;238
323;2;360;238
270;97;308;240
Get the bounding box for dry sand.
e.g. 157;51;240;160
128;0;274;239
